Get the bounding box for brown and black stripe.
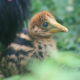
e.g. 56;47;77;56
0;28;56;78
0;29;35;77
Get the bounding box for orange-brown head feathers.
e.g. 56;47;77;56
29;11;56;29
29;11;68;38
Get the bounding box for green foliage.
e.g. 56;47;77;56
0;78;3;80
3;51;80;80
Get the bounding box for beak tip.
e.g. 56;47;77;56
62;28;68;32
65;28;68;32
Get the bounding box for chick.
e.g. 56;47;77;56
0;11;68;77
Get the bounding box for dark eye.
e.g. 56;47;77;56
42;22;48;28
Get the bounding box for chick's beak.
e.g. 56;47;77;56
46;16;68;33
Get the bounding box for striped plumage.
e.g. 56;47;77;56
0;11;68;78
0;0;30;78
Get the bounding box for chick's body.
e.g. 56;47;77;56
0;11;68;77
0;29;56;77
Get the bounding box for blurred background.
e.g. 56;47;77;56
30;0;80;54
0;0;80;80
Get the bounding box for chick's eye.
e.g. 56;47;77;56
42;22;48;28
